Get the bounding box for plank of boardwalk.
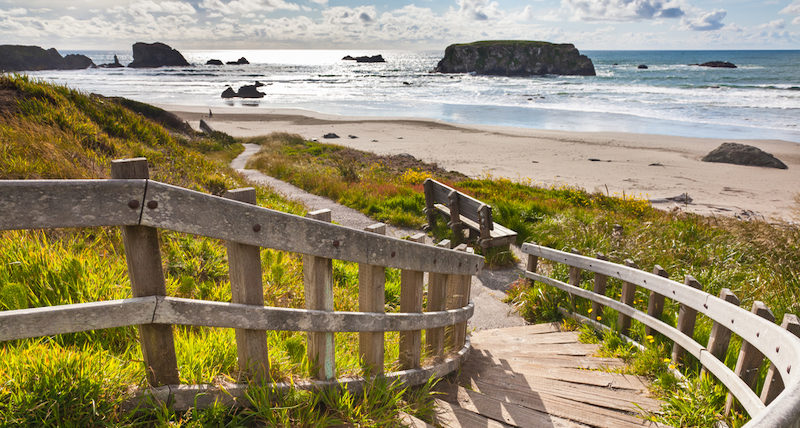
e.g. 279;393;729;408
439;387;588;428
433;398;514;428
447;381;652;428
398;411;433;428
471;330;581;345
460;359;649;392
467;348;627;370
465;342;599;357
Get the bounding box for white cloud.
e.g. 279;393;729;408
561;0;685;21
0;7;27;17
780;1;800;15
455;0;502;21
199;0;300;15
308;0;327;5
683;9;726;31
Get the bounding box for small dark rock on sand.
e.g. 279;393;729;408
323;133;340;139
702;142;787;169
348;135;358;139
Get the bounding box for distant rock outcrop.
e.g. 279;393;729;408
342;54;386;63
206;59;223;65
237;84;265;98
702;142;787;169
226;57;249;65
693;61;737;69
638;64;649;69
221;87;237;98
434;41;595;76
220;83;265;98
0;45;96;71
128;42;189;68
99;54;124;68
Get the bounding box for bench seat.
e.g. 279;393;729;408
434;203;517;248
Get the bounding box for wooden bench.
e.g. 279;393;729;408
423;178;517;249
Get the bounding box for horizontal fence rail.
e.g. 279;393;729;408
0;180;482;275
522;243;800;428
0;297;475;341
0;158;483;410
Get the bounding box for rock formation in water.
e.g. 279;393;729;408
342;54;386;63
0;45;96;71
99;54;124;68
434;41;595;76
692;61;737;69
128;42;189;68
206;59;223;65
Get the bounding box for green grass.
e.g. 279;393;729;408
0;77;437;426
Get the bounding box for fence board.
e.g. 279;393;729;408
140;181;482;275
399;233;426;370
0;297;156;341
153;297;473;332
113;158;179;387
360;223;386;375
224;188;269;381
0;179;146;230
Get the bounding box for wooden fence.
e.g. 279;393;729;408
0;158;483;409
522;243;800;428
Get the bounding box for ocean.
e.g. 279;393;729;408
29;49;800;142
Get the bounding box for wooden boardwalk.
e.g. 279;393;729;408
433;323;669;428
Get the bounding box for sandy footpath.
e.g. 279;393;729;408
163;104;800;222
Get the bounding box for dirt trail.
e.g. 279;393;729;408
232;143;526;330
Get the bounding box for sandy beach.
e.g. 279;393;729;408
164;104;800;222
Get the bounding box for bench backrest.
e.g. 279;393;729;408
424;179;493;231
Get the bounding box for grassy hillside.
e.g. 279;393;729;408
246;132;800;426
0;76;434;426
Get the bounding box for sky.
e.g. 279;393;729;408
0;0;798;51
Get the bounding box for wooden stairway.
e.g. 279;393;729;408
431;323;670;428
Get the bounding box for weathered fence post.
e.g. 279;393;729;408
760;314;800;404
447;244;470;351
426;239;450;360
725;301;775;415
478;204;492;248
423;179;437;232
359;223;387;376
590;253;608;320
112;158;179;386
399;233;426;370
303;209;335;380
223;188;269;381
671;275;701;363
702;288;740;377
567;249;581;311
645;265;668;336
526;251;538;283
617;259;637;335
447;190;463;247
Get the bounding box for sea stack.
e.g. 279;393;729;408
0;45;95;71
128;42;189;68
434;40;595;76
